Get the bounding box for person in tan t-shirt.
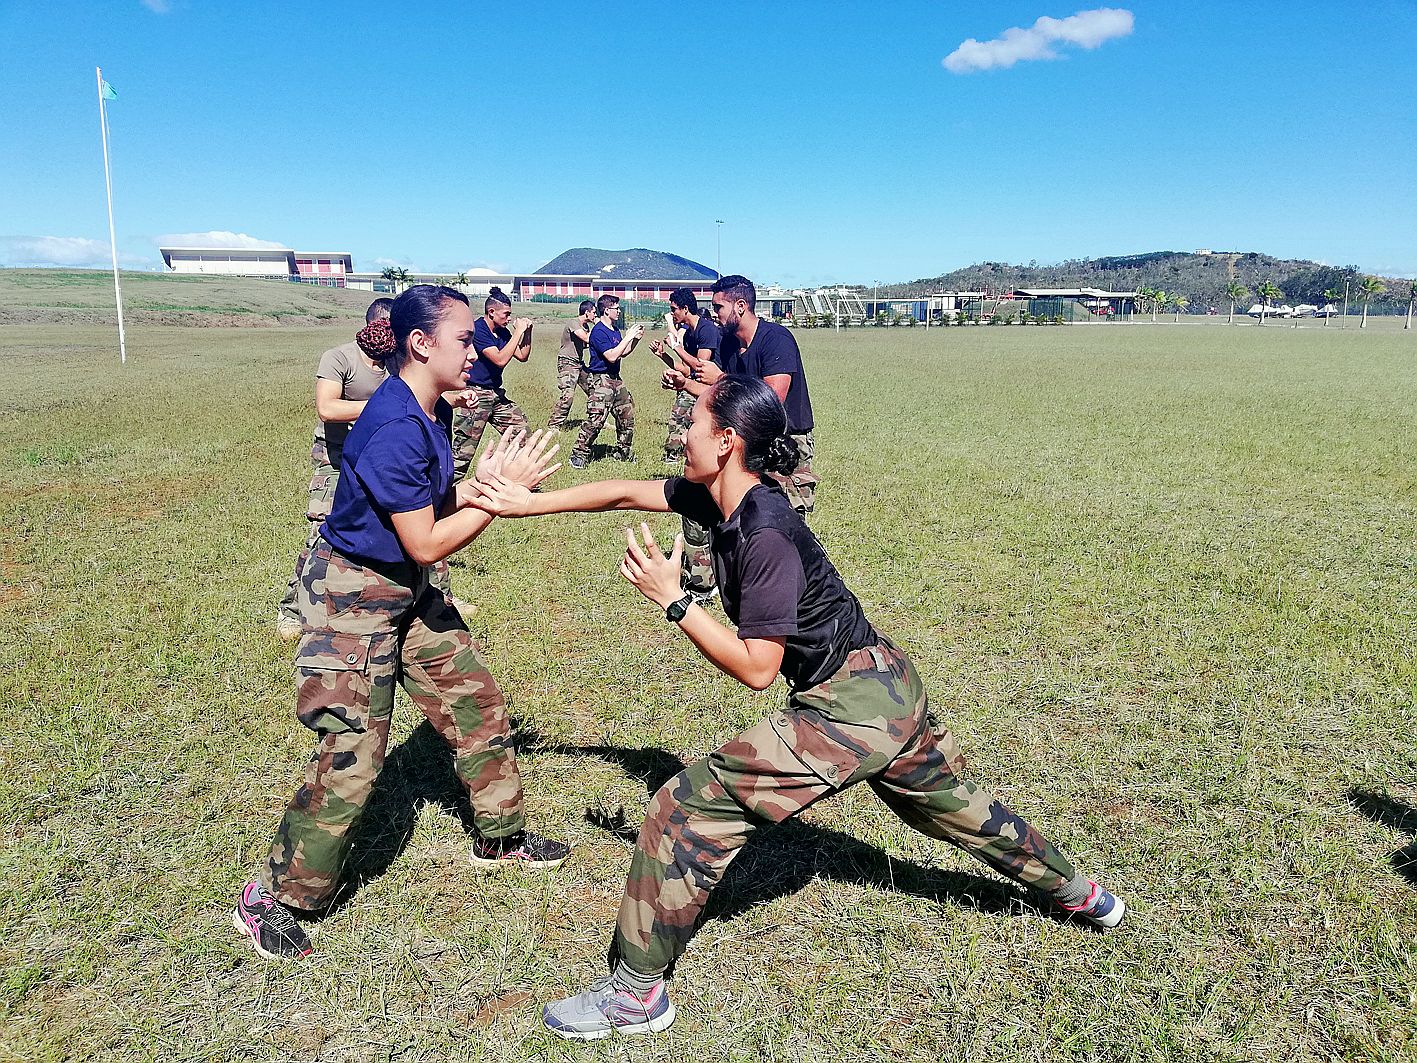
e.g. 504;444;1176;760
275;300;392;636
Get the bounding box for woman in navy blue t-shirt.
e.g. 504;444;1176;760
233;285;568;963
471;374;1126;1041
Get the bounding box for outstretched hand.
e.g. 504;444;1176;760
460;472;534;518
468;428;561;495
619;522;684;609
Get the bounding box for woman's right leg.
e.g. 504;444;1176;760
261;544;409;913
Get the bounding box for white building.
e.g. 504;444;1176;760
160;246;354;287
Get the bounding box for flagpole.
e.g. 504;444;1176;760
96;65;127;364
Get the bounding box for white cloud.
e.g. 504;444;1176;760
372;256;415;270
944;8;1133;74
140;0;171;12
0;235;149;269
154;230;287;250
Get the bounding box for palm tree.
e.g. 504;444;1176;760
1358;276;1385;328
1136;285;1156;322
1322;286;1342;327
1256;281;1283;325
1173;295;1189;321
1225;281;1248;324
453;271;469;288
1151;289;1169;322
1406;281;1416;331
380;266;400;293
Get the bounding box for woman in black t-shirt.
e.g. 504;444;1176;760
470;374;1125;1042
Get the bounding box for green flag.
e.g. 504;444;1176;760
101;79;117;101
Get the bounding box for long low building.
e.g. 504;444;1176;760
160;243;719;302
160;246;353;286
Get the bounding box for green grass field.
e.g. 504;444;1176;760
2;291;1415;1061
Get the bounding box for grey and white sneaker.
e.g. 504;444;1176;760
542;976;675;1041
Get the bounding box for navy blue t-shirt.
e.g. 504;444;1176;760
719;320;814;434
682;314;721;359
466;317;512;392
664;478;876;690
321;376;455;566
588;321;622;378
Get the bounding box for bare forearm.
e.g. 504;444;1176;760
524;479;670;515
317;397;367;423
673;609;781;690
415;508;497;564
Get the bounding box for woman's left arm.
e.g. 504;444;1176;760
620;523;785;690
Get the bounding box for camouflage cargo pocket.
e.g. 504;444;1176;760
294;631;375;734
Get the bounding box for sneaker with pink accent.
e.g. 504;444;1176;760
469;830;570;869
232;882;313;960
543;976;676;1040
1058;880;1126;929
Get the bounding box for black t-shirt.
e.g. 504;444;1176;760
664;478;876;689
682;314;721;358
717;319;814;434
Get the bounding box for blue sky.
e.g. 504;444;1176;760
2;0;1414;286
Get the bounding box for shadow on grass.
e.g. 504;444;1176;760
323;720;475;914
546;741;1027;922
322;729;1033;923
1348;789;1417;887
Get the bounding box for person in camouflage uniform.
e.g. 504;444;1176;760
547;300;595;431
450;287;532;481
664;275;816;598
658;288;721;464
468;375;1124;1041
235;285;569;963
276;299;392;639
569;295;643;468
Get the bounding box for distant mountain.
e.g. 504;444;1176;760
883;251;1413;312
535;247;716;281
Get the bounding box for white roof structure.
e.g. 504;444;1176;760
1016;287;1138;298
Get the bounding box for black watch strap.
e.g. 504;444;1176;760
665;593;694;623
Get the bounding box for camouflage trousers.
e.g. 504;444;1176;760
681;432;817;594
278;437;450;622
573;373;634;461
661;388;696;461
547;357;590;431
613;639;1079;975
278;436;338;622
263;539;525;912
452;387;528;481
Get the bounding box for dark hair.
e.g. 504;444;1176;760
706;374;798;476
596;294;620;315
365;298;394;324
578;299;595;314
711;274;756;312
669;287;698;313
380;284;470;374
485;286;511;311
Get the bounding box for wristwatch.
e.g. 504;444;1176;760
665;593;694;623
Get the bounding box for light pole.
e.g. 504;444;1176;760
873;280;879;325
714;219;724;278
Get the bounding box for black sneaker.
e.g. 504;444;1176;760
469;830;571;869
232;881;313;960
613;449;636;462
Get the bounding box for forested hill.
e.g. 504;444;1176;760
884;251;1414;311
535;247;716;281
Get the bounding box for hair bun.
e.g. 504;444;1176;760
764;434;799;476
356;318;397;364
